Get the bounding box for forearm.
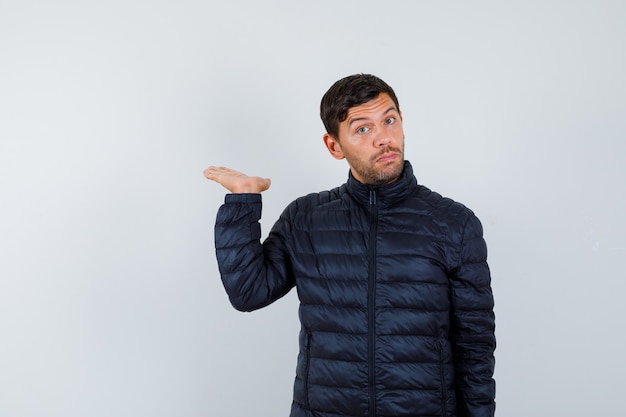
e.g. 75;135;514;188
451;300;496;417
215;194;294;311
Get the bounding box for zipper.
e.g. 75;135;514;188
368;188;378;417
438;340;448;416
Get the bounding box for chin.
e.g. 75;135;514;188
381;161;404;180
374;170;403;185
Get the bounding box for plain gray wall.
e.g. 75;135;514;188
1;1;624;416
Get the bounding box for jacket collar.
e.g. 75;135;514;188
345;160;418;208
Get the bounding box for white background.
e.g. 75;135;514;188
1;1;624;416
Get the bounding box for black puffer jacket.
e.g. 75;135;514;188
214;161;495;417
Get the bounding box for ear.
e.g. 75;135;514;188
323;133;345;160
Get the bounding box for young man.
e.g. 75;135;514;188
204;74;496;417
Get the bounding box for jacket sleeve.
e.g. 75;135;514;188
449;212;496;417
214;193;296;311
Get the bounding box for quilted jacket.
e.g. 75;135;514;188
214;161;495;417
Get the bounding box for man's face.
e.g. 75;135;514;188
323;93;405;185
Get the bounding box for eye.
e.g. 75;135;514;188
356;126;369;134
385;117;396;125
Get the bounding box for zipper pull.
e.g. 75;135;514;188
369;188;377;205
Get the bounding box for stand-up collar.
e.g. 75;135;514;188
345;160;418;208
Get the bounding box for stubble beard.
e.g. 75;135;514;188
349;145;405;186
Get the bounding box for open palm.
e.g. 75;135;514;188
203;166;271;194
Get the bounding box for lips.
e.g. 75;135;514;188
376;152;399;164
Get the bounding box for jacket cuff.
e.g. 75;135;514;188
224;193;262;204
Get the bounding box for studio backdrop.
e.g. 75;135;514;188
1;1;624;416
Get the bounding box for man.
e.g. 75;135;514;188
204;74;496;417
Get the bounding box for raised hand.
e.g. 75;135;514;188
203;166;271;194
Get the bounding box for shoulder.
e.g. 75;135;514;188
414;184;473;216
284;185;348;213
411;184;483;236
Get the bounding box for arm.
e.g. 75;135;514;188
449;213;496;417
206;166;295;311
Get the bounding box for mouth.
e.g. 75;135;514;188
376;152;399;164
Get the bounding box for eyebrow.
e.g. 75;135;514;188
348;106;398;127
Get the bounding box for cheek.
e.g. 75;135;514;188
393;128;405;142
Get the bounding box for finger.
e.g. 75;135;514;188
203;166;218;180
204;166;245;179
258;177;271;192
204;166;229;177
219;167;244;176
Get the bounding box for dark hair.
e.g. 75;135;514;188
320;74;400;139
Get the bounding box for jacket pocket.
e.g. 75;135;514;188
304;331;312;409
438;340;448;416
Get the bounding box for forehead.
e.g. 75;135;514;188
345;93;398;121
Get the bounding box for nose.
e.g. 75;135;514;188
374;134;391;148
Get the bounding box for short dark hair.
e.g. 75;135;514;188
320;74;400;139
